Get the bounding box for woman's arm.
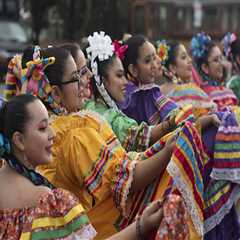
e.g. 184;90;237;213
108;201;163;240
132;135;175;192
150;116;176;144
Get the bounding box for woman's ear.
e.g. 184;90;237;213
51;85;62;104
12;132;25;151
128;64;138;78
201;63;209;75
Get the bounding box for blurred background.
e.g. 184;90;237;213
1;0;240;81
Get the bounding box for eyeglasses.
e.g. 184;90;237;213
59;72;81;90
78;65;89;78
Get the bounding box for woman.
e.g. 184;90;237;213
0;94;97;239
0;94;189;240
5;46;197;239
59;41;176;152
58;42;92;102
157;40;217;118
60;42;175;152
191;32;238;111
223;33;240;102
118;34;240;239
159;39;240;239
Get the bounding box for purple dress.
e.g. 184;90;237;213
119;82;178;125
120;81;240;239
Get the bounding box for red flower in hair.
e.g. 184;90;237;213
113;40;128;60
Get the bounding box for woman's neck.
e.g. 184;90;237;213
12;151;35;170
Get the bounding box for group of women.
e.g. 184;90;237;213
1;30;240;239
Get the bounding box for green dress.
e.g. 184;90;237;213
84;99;153;152
227;74;240;102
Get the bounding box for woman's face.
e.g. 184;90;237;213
18;99;54;168
171;44;192;82
60;55;81;112
154;54;163;82
104;57;128;103
134;41;157;84
74;49;92;100
205;46;224;81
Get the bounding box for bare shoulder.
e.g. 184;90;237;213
0;167;50;209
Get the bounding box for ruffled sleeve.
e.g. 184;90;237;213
31;188;97;240
58;112;138;216
104;109;152;152
84;99;152;152
120;82;178;125
0;188;97;240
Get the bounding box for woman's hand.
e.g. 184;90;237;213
141;200;164;235
197;114;221;129
163;133;177;154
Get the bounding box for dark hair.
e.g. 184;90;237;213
22;46;71;86
230;39;240;60
194;42;216;69
122;35;147;77
58;42;81;63
0;94;37;144
164;41;181;69
22;46;35;68
40;47;71;86
91;55;116;99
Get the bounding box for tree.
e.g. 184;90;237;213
24;0;57;44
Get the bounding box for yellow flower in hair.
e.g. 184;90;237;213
156;40;170;63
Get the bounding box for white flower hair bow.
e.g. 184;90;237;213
86;31;120;110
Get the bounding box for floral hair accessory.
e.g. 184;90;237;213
21;46;55;99
86;31;114;85
191;32;212;59
0;133;10;157
156;40;170;64
222;32;237;59
87;31;120;110
4;54;23;100
113;40;128;60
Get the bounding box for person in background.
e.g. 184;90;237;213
191;32;238;111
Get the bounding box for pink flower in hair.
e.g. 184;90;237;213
113;40;128;60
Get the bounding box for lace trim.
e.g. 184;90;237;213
132;83;160;93
145;125;154;148
210;169;240;184
70;224;97;240
204;185;240;233
120;160;138;217
167;160;203;236
73;110;105;130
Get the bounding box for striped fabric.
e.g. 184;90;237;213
202;85;238;111
1;189;97;240
211;109;240;184
149;92;179;125
168;83;217;112
167;121;240;236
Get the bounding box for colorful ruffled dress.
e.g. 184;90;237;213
119;80;240;239
37;111;203;239
167;82;217;118
119;82;178;125
0;188;97;240
84;99;152;152
201;83;238;111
